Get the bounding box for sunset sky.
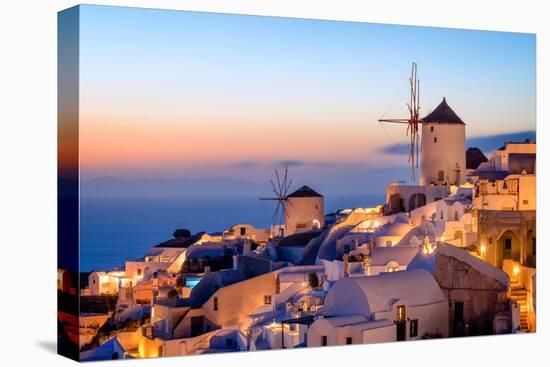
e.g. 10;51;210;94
77;5;535;190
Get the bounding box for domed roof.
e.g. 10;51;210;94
374;221;411;237
421;97;464;125
323;269;446;318
408;251;436;274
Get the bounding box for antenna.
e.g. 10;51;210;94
378;62;422;181
259;165;293;237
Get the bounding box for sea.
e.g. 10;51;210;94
79;194;382;272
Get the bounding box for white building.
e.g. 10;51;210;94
373;214;413;247
88;271;133;296
307;269;448;346
476;140;535;174
224;224;270;243
366;246;420;275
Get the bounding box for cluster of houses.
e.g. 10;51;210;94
73;98;536;361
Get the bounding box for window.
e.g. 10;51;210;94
275;276;281;294
321;336;328;346
454;211;459;221
92;279;96;285
386;240;393;246
533;236;536;256
397;305;406;322
434;137;437;143
264;295;272;305
410;319;418;337
346;337;352;345
438;170;444;181
440;211;444;220
137;269;142;276
523;200;529;205
387;266;399;273
430;126;434;132
213;297;218;311
240;227;246;235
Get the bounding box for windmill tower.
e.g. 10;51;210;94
260;166;325;237
379;63;466;186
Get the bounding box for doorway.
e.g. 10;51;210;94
496;230;521;268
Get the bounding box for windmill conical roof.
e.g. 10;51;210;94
287;185;323;198
421;97;464;124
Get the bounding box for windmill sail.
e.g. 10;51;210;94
379;62;421;181
259;165;293;237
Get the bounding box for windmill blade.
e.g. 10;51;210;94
282;165;288;193
279;200;288;225
284;179;293;197
270;179;281;198
272;200;281;222
275;169;283;195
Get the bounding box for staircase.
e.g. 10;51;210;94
298;236;323;266
510;279;529;331
273;245;285;261
316;225;353;261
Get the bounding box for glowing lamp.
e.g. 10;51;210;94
513;265;520;276
480;244;486;255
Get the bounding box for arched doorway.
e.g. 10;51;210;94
496;230;521;268
312;219;321;230
389;193;405;214
408;193;427;211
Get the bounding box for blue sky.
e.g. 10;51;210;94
77;5;536;192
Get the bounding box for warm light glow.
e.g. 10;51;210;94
480;244;486;255
422;242;435;255
397;305;406;321
513;265;520;276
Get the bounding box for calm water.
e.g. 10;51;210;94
79;194;381;272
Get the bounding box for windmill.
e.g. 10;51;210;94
378;62;421;181
259;165;293;238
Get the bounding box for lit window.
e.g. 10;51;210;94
387;266;399;273
397;305;406;322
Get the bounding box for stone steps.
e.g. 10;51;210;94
509;281;530;331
